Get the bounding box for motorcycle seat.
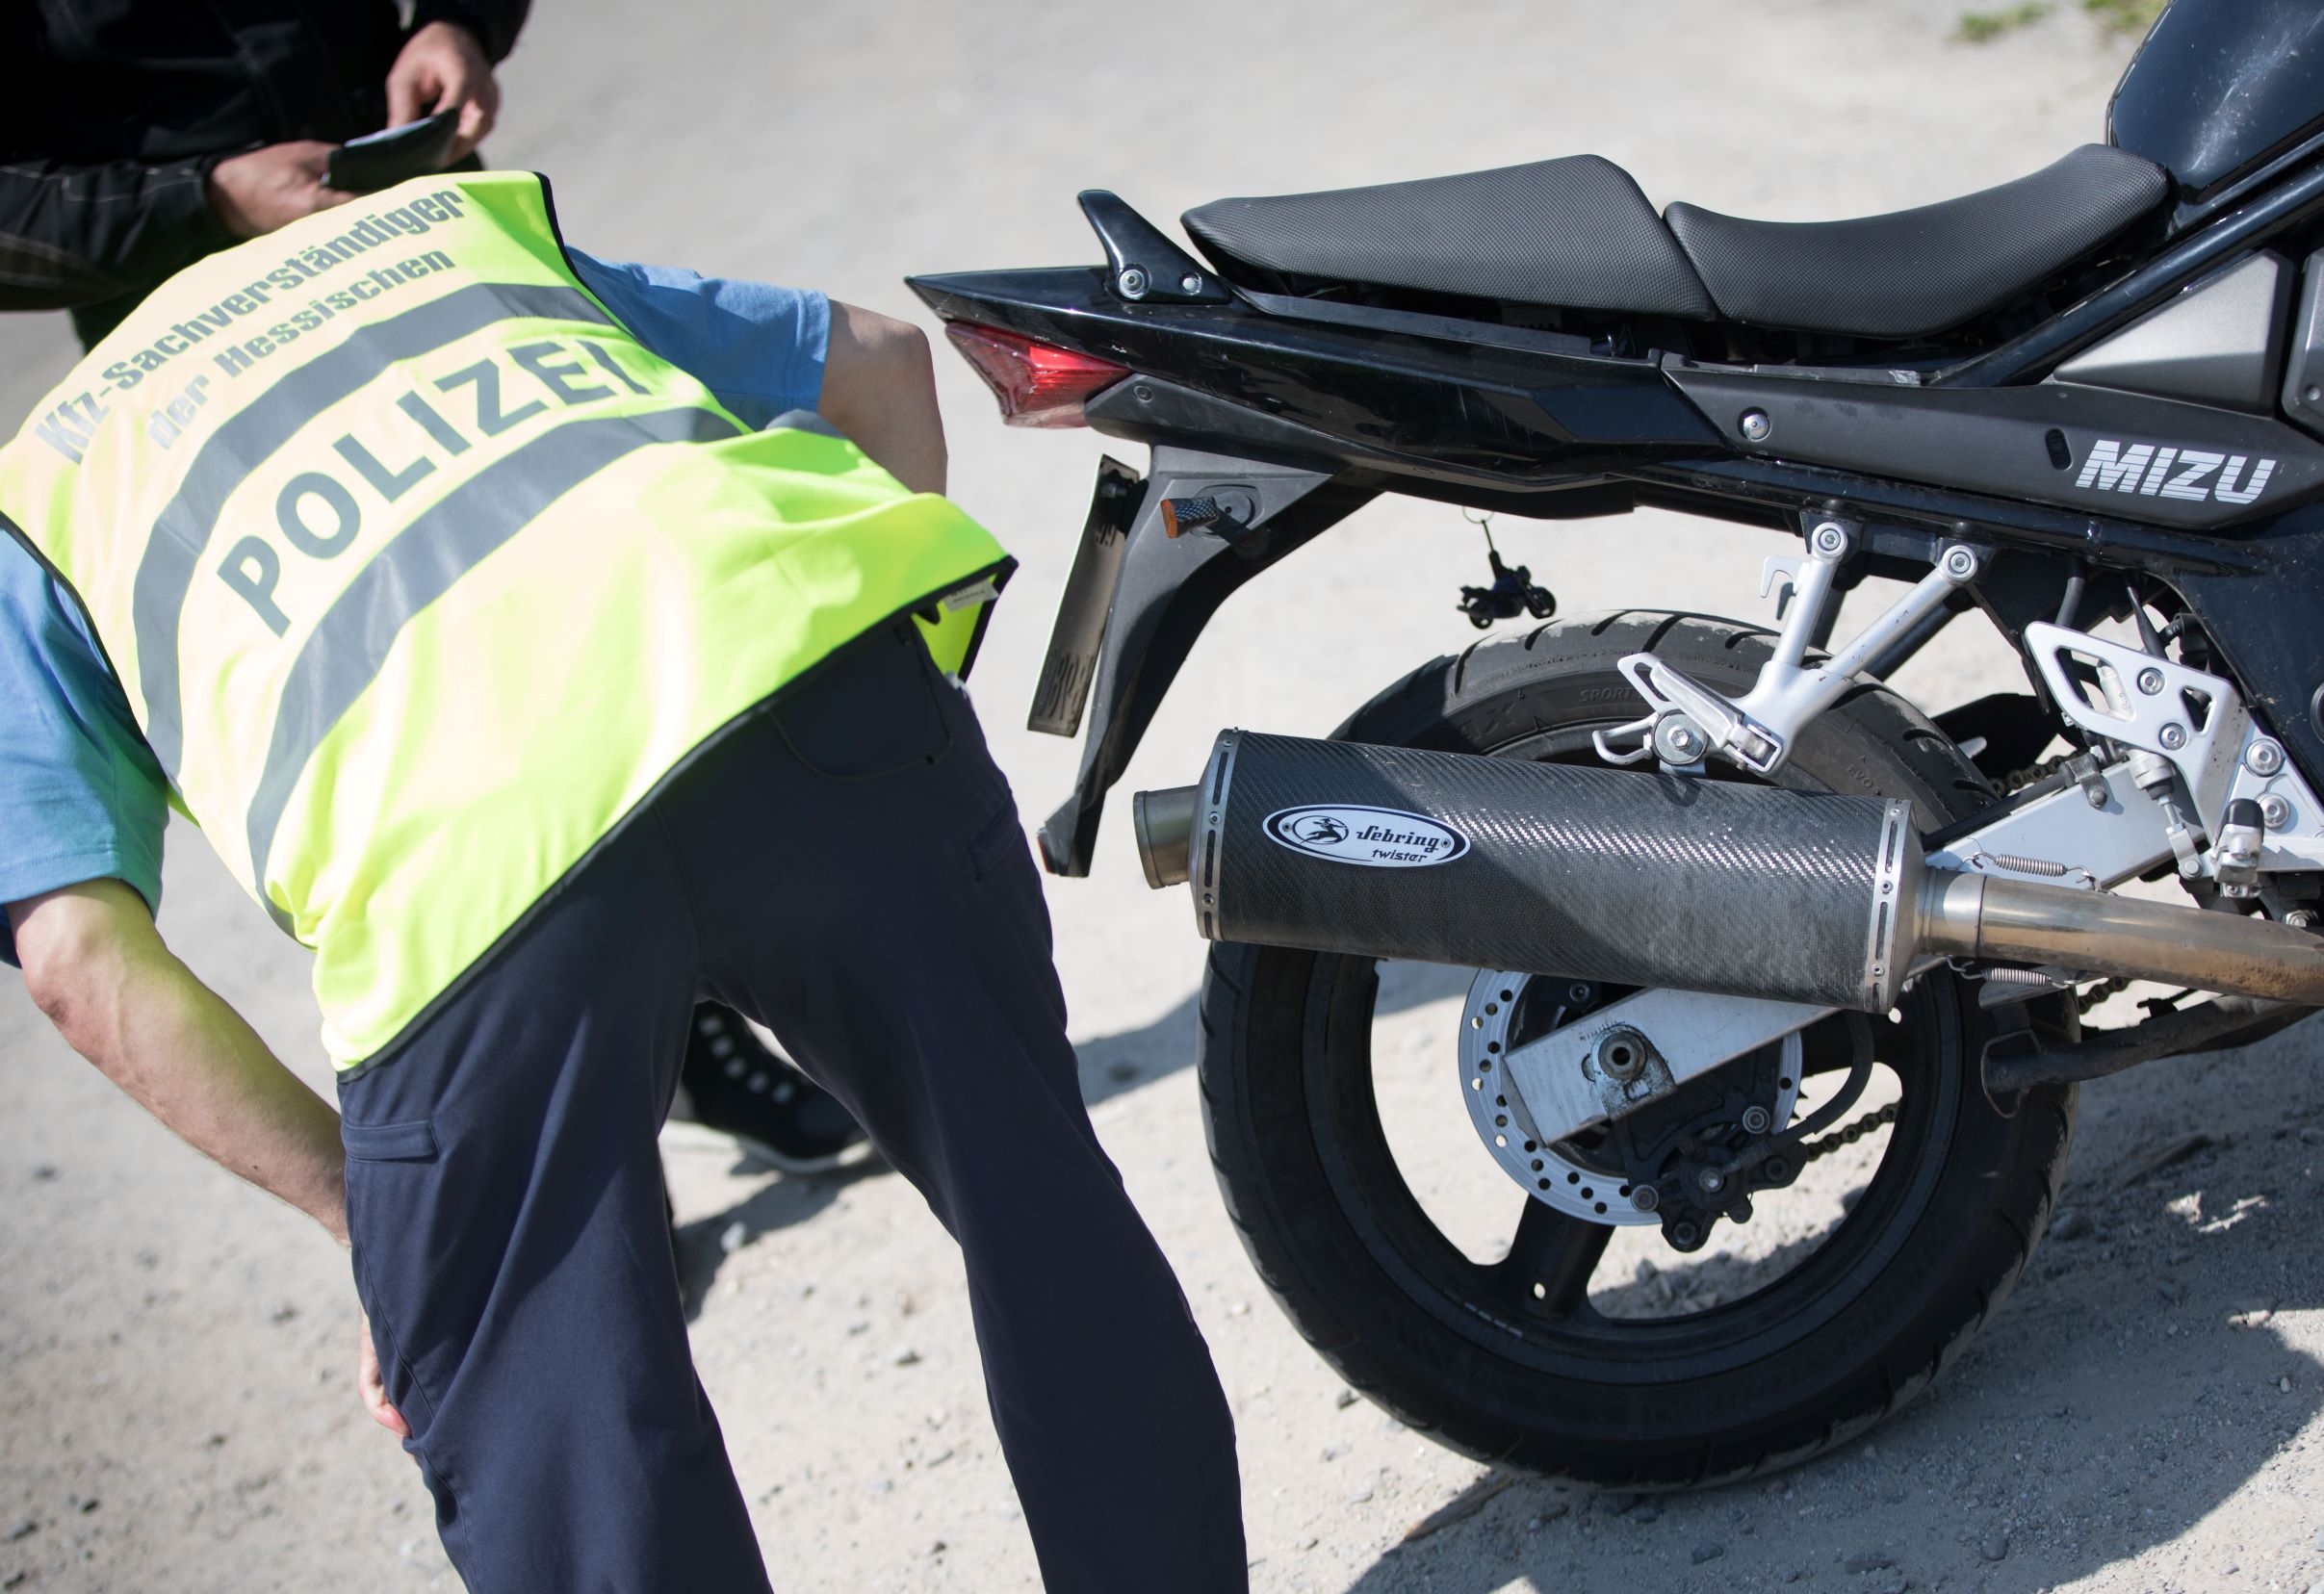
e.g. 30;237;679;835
1182;144;2169;341
1184;155;1717;321
1665;144;2168;339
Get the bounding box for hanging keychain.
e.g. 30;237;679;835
1456;508;1556;630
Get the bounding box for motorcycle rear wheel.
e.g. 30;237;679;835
1197;610;2077;1487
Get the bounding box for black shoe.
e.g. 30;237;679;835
675;1004;870;1174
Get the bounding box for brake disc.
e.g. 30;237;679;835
1459;969;1803;1226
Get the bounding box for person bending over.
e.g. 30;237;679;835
1;171;1245;1592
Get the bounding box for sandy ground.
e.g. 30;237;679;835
4;2;2321;1590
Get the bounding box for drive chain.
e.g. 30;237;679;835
2001;754;2069;795
1797;1102;1899;1166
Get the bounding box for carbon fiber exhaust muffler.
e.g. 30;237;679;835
1131;731;2324;1011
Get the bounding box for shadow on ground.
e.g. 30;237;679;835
1074;958;1474;1111
673;1154;884;1320
1327;1016;2324;1594
669;960;1471;1318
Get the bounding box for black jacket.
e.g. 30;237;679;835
0;0;529;338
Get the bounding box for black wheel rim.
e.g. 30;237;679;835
1297;721;1970;1385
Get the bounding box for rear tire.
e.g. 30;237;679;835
1197;610;2076;1487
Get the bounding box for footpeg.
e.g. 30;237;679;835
1595;655;1786;773
1593;527;1984;778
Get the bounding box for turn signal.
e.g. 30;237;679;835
944;322;1129;428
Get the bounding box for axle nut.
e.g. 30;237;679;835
1595;1026;1649;1082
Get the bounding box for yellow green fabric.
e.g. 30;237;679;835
0;171;1009;1067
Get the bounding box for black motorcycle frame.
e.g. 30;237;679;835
910;137;2324;879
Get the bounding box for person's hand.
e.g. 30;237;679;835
207;142;355;238
386;20;500;162
358;1311;411;1439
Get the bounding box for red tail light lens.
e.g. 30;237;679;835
944;322;1129;428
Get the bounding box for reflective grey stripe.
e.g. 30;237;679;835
131;283;611;779
243;404;738;916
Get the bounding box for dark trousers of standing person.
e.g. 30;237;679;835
335;621;1248;1593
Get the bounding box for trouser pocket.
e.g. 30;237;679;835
339;1113;445;1437
342;1119;439;1162
773;623;952;781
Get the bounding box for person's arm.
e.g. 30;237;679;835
8;880;348;1243
10;883;409;1436
386;12;519;165
0;147;355;312
567;250;948;493
0;157;228;311
0;541;401;1433
412;1;530;64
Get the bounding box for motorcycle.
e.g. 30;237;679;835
908;0;2324;1487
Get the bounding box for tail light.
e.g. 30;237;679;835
944;322;1129;428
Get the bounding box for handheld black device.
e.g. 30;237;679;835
324;111;460;194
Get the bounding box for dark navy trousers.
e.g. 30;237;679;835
337;622;1247;1593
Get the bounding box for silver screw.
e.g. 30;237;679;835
2245;738;2286;776
1810;521;1848;557
1662;721;1703;761
2135;667;2165;697
1741;1105;1773;1135
2159;723;2188;751
1740;409;1772;442
1178;272;1204;295
2260;794;2293;830
1941;546;1978;580
1117;267;1149;298
1630;1185;1661;1213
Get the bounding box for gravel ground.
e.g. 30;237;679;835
4;3;2319;1591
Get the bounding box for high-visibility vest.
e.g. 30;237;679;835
0;172;1011;1068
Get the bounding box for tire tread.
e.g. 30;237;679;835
1199;612;2077;1489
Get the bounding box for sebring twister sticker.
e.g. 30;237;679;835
1264;805;1471;868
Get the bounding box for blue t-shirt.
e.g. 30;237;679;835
0;250;830;964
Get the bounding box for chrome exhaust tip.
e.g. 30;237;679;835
1132;784;1198;889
